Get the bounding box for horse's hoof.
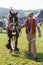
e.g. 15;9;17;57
9;49;12;53
14;51;19;54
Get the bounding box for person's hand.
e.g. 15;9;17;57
39;34;41;37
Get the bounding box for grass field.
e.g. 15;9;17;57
0;26;43;65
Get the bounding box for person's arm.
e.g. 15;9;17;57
21;22;25;28
36;20;41;37
21;19;27;28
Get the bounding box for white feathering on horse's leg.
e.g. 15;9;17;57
11;39;15;50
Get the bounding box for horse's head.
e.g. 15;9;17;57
9;12;18;23
9;12;18;31
10;11;18;18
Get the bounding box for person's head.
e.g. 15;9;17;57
28;12;33;20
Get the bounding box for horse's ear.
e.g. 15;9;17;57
15;12;18;15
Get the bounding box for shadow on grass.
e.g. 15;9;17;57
9;49;43;62
37;53;43;62
12;54;19;57
24;50;43;62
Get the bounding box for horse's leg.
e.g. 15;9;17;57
7;28;12;52
15;37;18;51
11;38;15;50
8;38;12;51
15;36;20;52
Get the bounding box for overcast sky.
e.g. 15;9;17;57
0;0;43;10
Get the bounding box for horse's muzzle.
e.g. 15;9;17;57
12;32;16;36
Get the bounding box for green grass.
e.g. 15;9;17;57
0;26;43;65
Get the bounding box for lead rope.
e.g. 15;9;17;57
29;38;36;43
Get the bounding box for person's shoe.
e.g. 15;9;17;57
34;57;38;60
34;57;39;62
28;53;31;56
27;52;32;56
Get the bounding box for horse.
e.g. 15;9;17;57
6;12;21;54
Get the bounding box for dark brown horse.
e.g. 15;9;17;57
6;12;21;54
